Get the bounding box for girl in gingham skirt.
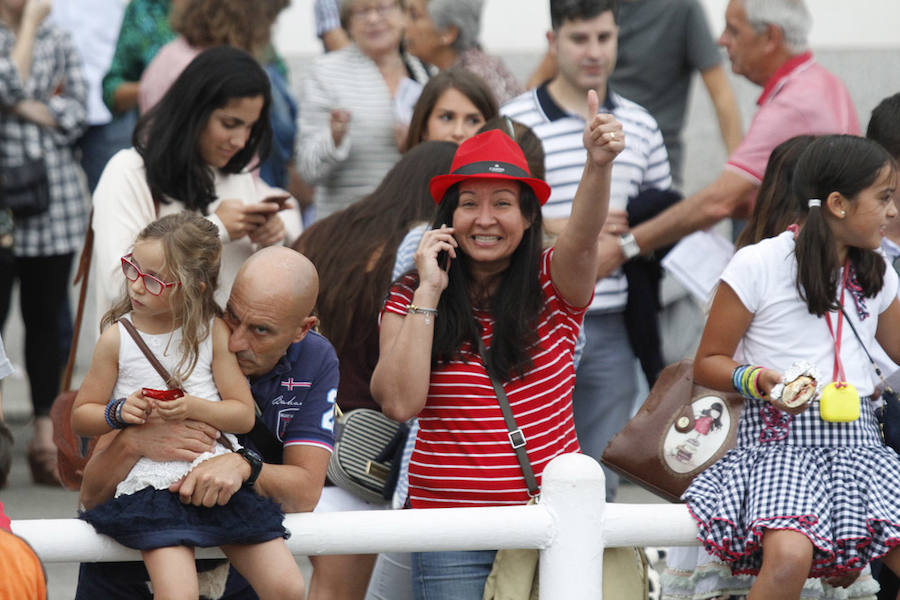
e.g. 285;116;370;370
684;135;900;599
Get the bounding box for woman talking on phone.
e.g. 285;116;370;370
370;90;623;598
91;46;301;320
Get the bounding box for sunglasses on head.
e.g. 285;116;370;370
121;254;181;296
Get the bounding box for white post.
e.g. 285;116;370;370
539;453;607;600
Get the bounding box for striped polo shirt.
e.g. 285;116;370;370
502;85;671;312
384;249;584;508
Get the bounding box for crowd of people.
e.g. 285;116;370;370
1;0;899;598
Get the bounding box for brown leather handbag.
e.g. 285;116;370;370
600;360;744;503
51;213;94;489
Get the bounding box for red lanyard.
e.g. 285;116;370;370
824;262;849;386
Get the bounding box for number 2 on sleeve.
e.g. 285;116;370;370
321;388;337;432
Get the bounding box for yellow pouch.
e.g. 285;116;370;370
819;382;860;422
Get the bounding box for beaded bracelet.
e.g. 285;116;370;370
731;364;767;401
104;397;128;430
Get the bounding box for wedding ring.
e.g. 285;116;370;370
609;132;616;141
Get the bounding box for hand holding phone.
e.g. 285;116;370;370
263;194;290;210
437;249;450;271
141;387;185;401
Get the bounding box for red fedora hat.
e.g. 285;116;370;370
429;130;551;205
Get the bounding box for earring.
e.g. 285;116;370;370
841;210;846;217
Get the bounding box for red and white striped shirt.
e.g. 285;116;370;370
383;249;585;508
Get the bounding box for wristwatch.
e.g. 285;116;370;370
618;232;641;260
236;447;263;486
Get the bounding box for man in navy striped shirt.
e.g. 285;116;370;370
502;0;674;499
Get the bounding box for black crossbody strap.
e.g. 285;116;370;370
840;307;893;392
246;402;283;464
476;337;540;497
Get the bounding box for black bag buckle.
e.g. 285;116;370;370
508;429;526;449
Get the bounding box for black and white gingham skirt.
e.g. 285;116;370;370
683;397;900;577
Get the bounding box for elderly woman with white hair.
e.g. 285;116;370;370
403;0;522;104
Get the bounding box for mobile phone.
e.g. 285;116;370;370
433;223;452;270
437;249;450;271
141;388;185;401
262;195;290;210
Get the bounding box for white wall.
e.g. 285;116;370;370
274;0;900;57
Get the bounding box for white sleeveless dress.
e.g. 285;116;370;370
113;318;238;497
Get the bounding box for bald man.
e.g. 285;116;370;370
75;247;339;600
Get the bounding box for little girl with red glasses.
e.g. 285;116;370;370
72;212;304;599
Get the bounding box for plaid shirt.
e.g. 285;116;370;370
0;21;89;257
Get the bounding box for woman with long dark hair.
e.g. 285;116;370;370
92;46;302;322
735;135;816;250
371;91;623;598
294;140;456;600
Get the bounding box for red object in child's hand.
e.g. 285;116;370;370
141;388;184;401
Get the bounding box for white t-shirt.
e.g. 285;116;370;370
721;231;898;397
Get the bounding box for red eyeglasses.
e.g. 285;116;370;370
121;254;181;296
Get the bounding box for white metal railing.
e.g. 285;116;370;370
10;453;701;600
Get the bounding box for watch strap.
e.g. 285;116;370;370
237;447;263;486
618;232;640;260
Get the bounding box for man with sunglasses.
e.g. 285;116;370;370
74;247;338;599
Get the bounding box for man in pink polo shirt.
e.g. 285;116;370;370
609;0;859;258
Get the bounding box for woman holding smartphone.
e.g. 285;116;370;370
91;46;301;321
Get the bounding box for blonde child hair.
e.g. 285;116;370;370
102;211;222;382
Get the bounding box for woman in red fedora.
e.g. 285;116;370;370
371;90;624;598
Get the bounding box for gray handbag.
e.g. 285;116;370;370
326;406;406;504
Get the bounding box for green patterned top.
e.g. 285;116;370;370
101;0;174;113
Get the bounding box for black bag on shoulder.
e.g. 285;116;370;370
1;156;50;218
841;308;900;454
879;387;900;454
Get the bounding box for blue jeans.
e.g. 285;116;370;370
572;311;637;500
411;550;497;600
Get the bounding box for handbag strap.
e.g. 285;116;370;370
840;307;893;392
475;337;540;497
61;209;93;391
118;317;180;389
246;403;283;464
